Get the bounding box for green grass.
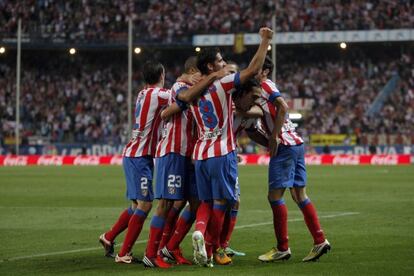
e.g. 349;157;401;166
1;165;414;275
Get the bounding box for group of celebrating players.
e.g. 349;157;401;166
98;27;331;269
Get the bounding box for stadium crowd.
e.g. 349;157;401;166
1;50;412;147
278;53;414;140
1;0;413;42
0;62;129;145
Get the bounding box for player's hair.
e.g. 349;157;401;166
197;47;221;75
226;60;240;73
233;78;260;99
143;61;164;85
184;56;198;74
262;56;274;75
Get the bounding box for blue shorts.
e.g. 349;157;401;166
155;153;198;200
268;144;307;190
195;151;239;202
123;156;154;201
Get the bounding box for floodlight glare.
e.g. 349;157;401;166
340;42;347;49
195;47;201;52
134;47;142;54
69;48;76;55
0;47;5;54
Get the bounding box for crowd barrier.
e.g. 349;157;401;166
0;154;411;166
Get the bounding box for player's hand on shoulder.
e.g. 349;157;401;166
189;72;202;85
177;73;191;84
259;27;273;40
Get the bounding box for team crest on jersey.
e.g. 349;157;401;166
168;187;175;195
208;85;217;94
141;189;148;197
168;187;176;195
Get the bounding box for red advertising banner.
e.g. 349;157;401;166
0;154;411;166
238;154;411;165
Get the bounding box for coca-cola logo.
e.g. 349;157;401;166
333;155;360;165
305;155;322;165
73;156;100;165
37;156;64;166
110;156;123;165
4;156;29;166
370;155;398;165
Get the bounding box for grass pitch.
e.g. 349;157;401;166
0;165;413;275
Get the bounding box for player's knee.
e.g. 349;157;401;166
130;200;138;210
137;200;152;213
289;189;300;204
292;187;308;203
173;200;186;211
268;188;285;202
156;199;173;213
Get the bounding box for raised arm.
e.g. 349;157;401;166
269;97;289;156
239;28;273;84
177;73;202;85
246;129;269;148
176;68;230;103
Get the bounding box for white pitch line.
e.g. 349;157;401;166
235;212;360;230
1;211;359;263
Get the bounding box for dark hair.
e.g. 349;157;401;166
233;78;260;99
143;61;164;85
226;60;240;72
197;47;220;75
263;56;274;75
184;56;198;74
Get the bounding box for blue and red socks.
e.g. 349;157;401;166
167;208;196;251
298;198;325;244
145;215;166;258
220;207;238;248
270;199;289;252
158;207;180;250
206;203;227;256
119;209;148;257
195;201;212;235
105;207;134;242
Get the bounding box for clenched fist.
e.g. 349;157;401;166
259;27;273;40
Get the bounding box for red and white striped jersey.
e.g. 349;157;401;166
122;86;170;157
190;72;241;160
156;81;196;158
258;79;304;146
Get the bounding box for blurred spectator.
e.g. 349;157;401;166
369;144;377;154
0;1;413;43
322;145;331;154
277;51;414;143
0;48;412;152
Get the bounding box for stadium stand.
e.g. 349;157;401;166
0;1;413;154
0;0;413;43
1;49;412;149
